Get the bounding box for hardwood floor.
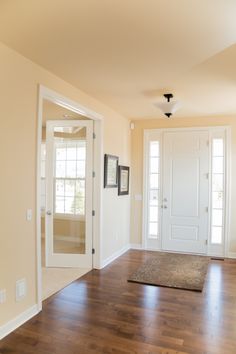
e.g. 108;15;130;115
1;250;236;354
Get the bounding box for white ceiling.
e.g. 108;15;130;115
1;0;236;119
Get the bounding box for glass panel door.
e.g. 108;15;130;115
45;120;93;268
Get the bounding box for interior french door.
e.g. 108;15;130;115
45;120;93;268
161;131;209;254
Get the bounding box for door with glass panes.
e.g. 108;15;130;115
144;128;227;257
45;120;93;268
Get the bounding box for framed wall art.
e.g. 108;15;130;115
104;154;119;188
118;165;130;195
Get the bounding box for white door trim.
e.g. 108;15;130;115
37;85;103;311
142;125;231;258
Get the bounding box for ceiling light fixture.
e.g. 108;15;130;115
63;114;73;119
155;93;181;118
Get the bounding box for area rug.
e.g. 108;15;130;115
128;252;210;291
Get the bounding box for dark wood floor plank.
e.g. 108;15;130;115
1;250;236;353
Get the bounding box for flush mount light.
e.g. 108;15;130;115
63;114;73;119
155;93;181;118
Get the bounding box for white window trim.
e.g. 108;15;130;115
143;126;231;257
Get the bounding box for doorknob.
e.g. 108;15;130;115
46;210;52;216
161;205;168;209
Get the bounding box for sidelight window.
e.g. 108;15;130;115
211;137;225;244
148;141;160;239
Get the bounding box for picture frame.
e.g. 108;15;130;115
104;154;119;188
118;165;130;195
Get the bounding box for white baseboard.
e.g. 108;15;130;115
101;244;130;268
0;304;39;340
227;252;236;259
129;243;143;250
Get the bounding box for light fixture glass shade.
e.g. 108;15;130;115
155;100;181;115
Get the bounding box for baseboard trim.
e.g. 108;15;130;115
0;304;39;340
227;252;236;259
129;243;143;250
101;244;130;268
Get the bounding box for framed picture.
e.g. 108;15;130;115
104;154;119;188
118;165;130;195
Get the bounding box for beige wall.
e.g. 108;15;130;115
0;42;131;327
130;117;236;251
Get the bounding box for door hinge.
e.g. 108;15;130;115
205;239;208;245
92;248;95;254
206;173;209;179
206;206;208;213
92;171;95;178
93;132;96;139
206;140;209;146
92;210;95;216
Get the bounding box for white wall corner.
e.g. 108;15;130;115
100;244;130;269
0;304;39;340
227;252;236;259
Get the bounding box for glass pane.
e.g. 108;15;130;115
211;227;222;244
56;161;66;178
150;141;159;157
213;157;223;174
76;180;85;203
150;174;159;189
150;157;159;173
213;139;223;156
149;206;158;222
52;124;87;255
212;174;223;192
41;178;46;195
77;146;86;160
56;147;66;160
77;161;86;178
149;222;158;237
75;197;85;214
41;144;46;160
65;180;75;196
212;209;223;227
66;161;76;178
67;146;77;160
150;190;158;206
55;179;64;196
212;191;223;209
64;197;74;214
41;195;45;210
55;197;64;213
41;161;45;178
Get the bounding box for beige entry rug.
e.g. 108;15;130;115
128;252;210;291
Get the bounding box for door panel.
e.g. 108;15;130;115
45;120;93;268
162;131;209;254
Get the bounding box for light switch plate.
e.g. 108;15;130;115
0;289;6;304
26;209;32;221
16;278;26;302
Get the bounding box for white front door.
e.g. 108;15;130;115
45;120;93;268
162;130;209;254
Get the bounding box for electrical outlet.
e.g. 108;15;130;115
26;209;32;221
0;289;6;304
16;279;26;302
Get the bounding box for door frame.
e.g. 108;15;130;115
142;126;231;258
36;85;103;311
